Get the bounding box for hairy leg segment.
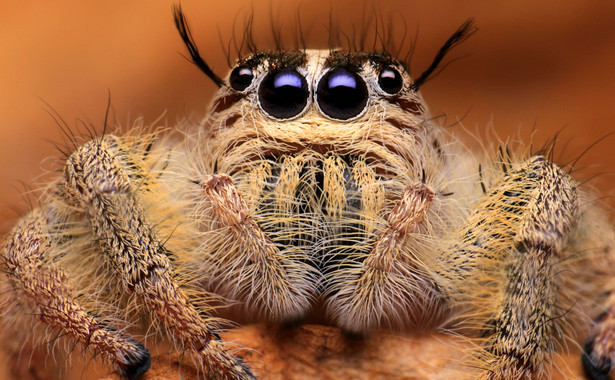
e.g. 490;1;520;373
2;136;254;380
3;210;150;379
443;156;578;379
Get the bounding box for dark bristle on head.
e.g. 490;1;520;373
411;18;477;92
173;4;224;88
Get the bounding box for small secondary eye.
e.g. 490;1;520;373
258;69;309;119
316;68;368;120
229;65;254;91
378;67;403;94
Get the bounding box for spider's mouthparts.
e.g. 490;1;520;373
226;151;389;266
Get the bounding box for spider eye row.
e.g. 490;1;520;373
229;65;404;121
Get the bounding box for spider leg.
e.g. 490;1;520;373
198;173;316;321
583;291;615;379
60;136;254;379
2;209;150;379
444;156;578;379
325;180;446;333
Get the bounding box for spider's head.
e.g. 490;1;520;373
173;5;476;179
205;49;429;177
172;6;475;324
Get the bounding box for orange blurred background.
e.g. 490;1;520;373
2;1;615;220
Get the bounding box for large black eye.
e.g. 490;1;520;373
378;67;403;94
258;70;309;119
316;67;368;120
229;65;254;91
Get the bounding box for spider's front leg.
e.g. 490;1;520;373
197;168;317;322
325;178;449;333
2;209;151;379
444;156;578;379
59;136;254;379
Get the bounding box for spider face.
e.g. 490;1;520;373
197;49;448;329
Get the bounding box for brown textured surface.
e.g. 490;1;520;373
1;1;615;379
96;325;584;379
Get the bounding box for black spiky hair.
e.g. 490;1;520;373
172;3;477;92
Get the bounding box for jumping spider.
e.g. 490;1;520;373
2;5;615;380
